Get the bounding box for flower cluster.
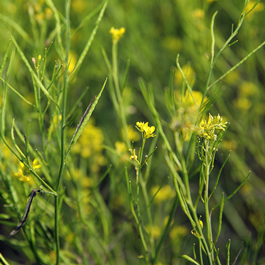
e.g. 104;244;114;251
196;114;227;140
109;27;125;43
135;122;156;139
128;148;140;165
14;159;41;183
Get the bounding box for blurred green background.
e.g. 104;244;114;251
0;0;265;264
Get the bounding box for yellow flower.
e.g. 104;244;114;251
72;0;86;13
126;125;141;142
221;140;237;151
129;149;139;164
146;225;161;239
175;64;195;87
246;1;264;18
14;159;40;183
115;141;127;153
192;9;205;19
68;51;78;73
233;97;252;110
14;168;31;183
32;159;41;171
224;70;240;85
238;81;257;97
151;185;175;203
135;122;156;139
196;113;227;140
162;36;182;52
170;225;188;240
109;27;125;43
181;90;206;109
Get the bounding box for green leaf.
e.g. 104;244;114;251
69;0;108;81
66;78;107;156
178;254;200;265
10;35;58;107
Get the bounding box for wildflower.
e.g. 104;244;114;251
123;125;141;142
115;141;128;154
68;51;78;73
72;0;86;13
146;225;161;239
238;81;257;97
115;141;130;162
162;36;182;52
196;113;227;140
135;122;156;139
233;97;252;110
151;185;175;203
129;149;140;164
170;225;188;240
175;64;195;87
32;159;41;171
246;1;264;18
192;9;205;19
14;159;41;183
224;70;239;85
109;27;125;43
172;90;207;141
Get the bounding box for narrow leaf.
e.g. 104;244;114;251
69;0;108;81
178;255;200;265
10;35;58;107
0;40;11;77
0;77;35;107
66;78;107;156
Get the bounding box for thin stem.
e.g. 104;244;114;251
55;1;71;264
112;41;130;148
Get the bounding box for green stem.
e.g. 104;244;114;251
112;41;130;148
204;143;214;259
54;1;71;264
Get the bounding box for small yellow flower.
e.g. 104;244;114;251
151;185;175;203
14;159;40;183
233;97;252;110
129;149;139;163
125;125;141;142
246;1;264;18
146;225;161;239
196;114;227;140
109;27;125;43
32;159;41;170
170;225;188;240
68;51;78;73
135;122;156;139
192;9;205;19
175;64;195;87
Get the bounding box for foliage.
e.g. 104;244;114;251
0;0;265;264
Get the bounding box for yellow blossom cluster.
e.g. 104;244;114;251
151;185;175;203
172;90;207;141
14;159;41;183
196;114;227;140
109;27;126;43
135;122;156;139
72;120;106;172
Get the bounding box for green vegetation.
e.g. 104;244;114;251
0;0;265;264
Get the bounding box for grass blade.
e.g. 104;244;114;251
178;255;200;265
66;78;107;156
10;35;58;108
69;0;108;81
